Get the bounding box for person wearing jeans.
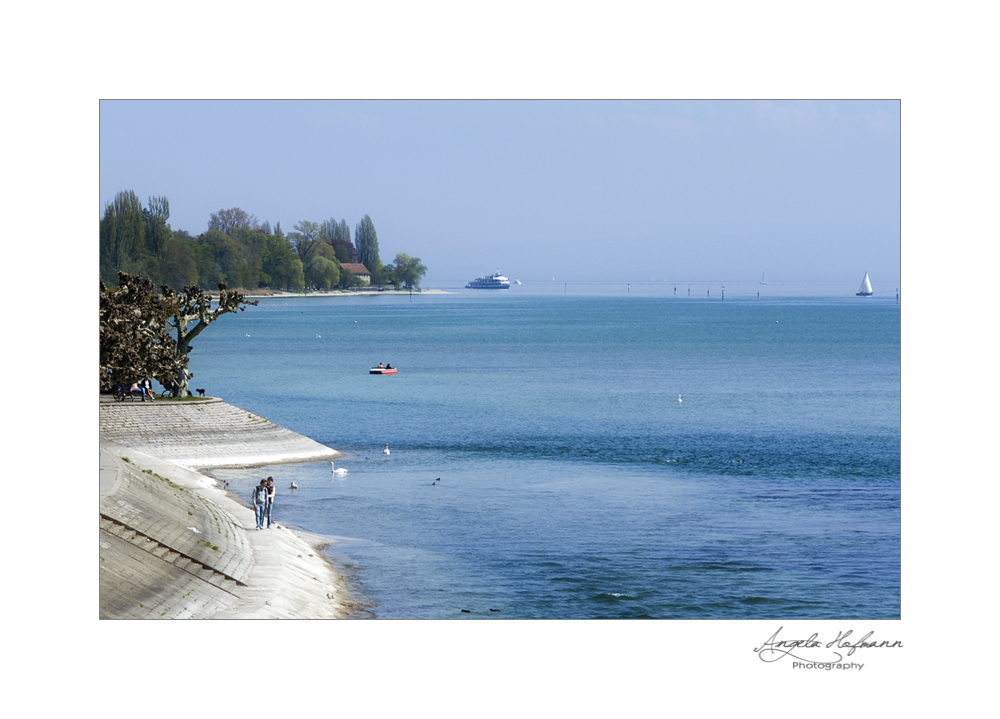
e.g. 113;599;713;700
252;479;268;530
265;477;275;528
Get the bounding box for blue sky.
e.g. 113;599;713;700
101;100;899;290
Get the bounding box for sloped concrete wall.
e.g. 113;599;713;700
99;397;342;468
99;398;355;619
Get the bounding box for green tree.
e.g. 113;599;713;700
332;245;352;264
159;234;198;289
192;229;252;288
390;253;428;290
259;228;304;290
100;272;186;389
231;225;267;289
160;283;258;396
338;268;366;289
289;221;323;285
308;256;341;290
321;217;354;263
354;215;383;281
100;190;146;282
143;195;171;256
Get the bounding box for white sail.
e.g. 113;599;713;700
857;272;873;295
760;272;767;285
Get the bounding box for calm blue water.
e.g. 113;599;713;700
196;288;900;619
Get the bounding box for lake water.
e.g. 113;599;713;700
196;284;900;619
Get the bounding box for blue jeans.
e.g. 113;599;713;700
255;503;266;529
266;501;273;527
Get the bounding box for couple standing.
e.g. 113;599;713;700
252;477;275;530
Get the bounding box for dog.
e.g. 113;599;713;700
196;388;206;397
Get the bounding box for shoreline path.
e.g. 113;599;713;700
99;396;362;619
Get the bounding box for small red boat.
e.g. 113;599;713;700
370;367;397;374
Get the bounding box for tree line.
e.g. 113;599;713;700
99;190;427;292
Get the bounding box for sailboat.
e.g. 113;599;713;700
856;272;874;296
759;272;767;285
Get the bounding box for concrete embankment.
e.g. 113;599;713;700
99;396;359;619
100;396;342;469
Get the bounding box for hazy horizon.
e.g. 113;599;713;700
100;100;900;291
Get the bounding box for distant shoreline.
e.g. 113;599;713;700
252;289;451;299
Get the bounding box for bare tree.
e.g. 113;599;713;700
208;207;261;235
100;272;185;389
160;283;258;396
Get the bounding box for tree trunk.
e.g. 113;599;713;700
173;356;193;397
172;315;192;396
171;315;199;397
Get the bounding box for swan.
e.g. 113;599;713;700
678;394;682;403
331;461;348;475
383;443;390;455
290;482;298;489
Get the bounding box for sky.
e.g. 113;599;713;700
100;100;900;291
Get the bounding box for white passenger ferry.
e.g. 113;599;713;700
466;272;511;289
